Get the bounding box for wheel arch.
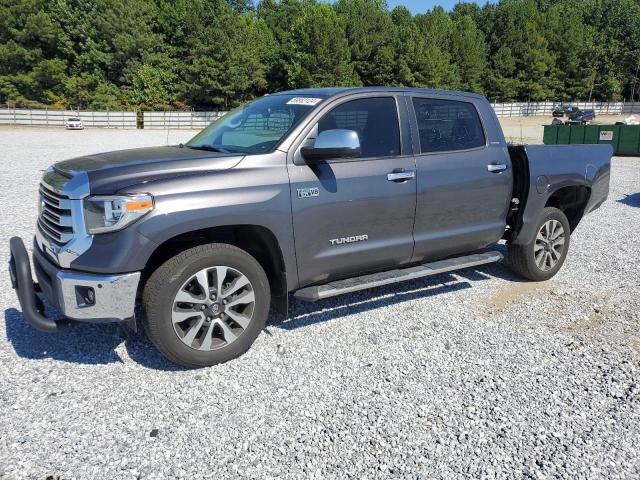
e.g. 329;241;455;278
544;185;591;232
140;224;289;315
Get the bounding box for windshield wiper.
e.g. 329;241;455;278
185;144;231;153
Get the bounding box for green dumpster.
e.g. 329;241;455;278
543;124;640;155
618;126;640;155
583;125;599;144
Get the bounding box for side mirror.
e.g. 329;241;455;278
301;129;361;162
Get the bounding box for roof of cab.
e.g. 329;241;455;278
271;86;487;101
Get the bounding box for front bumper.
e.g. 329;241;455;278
9;237;140;332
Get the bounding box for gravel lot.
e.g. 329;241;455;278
0;125;639;479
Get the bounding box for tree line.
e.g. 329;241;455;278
1;0;640;111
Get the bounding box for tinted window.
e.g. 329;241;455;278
318;97;400;158
412;98;485;153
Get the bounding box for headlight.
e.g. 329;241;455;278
83;194;153;234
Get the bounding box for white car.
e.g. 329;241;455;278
65;117;84;130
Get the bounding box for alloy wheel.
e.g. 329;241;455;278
171;266;255;350
534;219;566;271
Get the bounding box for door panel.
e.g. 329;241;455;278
288;96;416;288
289;158;416;287
409;96;512;262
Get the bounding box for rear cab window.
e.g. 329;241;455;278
411;98;485;153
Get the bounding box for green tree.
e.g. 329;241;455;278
543;0;594;100
485;45;519;101
123;65;170;110
181;0;273;108
451;1;483;24
583;0;640;100
389;5;425;86
334;0;396;86
285;2;359;88
414;7;461;89
0;0;65;106
63;72;116;109
484;0;555;100
257;0;305;92
91;0;162;84
3;0;640;109
451;14;487;93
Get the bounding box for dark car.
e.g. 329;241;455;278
552;105;579;117
567;109;596;124
8;87;613;367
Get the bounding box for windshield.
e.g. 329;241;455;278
185;94;326;154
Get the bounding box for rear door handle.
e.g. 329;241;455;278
487;164;508;173
387;170;415;182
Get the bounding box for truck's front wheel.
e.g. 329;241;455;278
142;243;270;368
508;207;571;282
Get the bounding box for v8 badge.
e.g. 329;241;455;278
297;187;320;199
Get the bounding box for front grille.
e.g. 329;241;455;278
38;182;74;245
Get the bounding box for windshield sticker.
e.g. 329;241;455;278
286;97;323;106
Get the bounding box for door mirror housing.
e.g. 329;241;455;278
301;129;361;163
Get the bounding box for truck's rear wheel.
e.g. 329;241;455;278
508;207;571;281
142;243;270;368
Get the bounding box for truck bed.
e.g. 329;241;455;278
507;144;613;245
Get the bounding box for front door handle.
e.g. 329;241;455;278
487;164;508;173
387;170;415;182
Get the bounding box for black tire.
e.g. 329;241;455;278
142;243;270;368
508;207;571;281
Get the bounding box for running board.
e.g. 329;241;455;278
294;251;503;302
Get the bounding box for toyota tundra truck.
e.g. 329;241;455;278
8;88;612;368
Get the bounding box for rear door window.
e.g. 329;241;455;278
412;98;485;153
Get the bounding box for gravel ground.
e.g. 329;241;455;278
0;126;639;479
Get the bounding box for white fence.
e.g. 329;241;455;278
143;110;226;129
2;101;640;129
0;108;225;129
491;101;640;117
0;108;137;128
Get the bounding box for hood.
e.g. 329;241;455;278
54;146;244;194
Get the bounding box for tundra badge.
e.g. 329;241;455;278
330;235;369;246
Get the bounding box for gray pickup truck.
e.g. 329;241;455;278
9;87;612;367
